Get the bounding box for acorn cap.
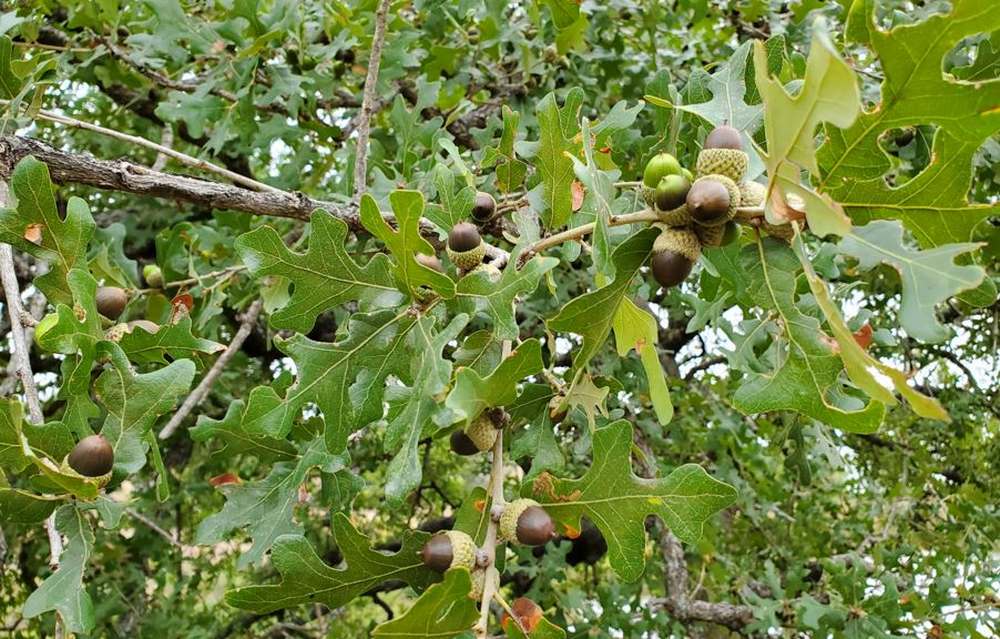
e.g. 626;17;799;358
696;148;749;183
95;286;128;320
687;175;741;226
448;222;481;252
415;253;444;273
464;414;498;452
704;124;743;150
653;226;701;262
654;174;691;213
471;191;496;223
695;223;726;248
450;429;480;456
656;204;692;227
738;180;767;208
444;530;477;570
67;434;114;477
471;262;502;283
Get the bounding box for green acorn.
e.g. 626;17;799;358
739;180;767;209
499;499;556;546
446;222;485;271
420;530;477;573
464;414;498;452
654;174;691;213
642;152;682;188
687;175;741;226
651;227;701;289
143;264;164;288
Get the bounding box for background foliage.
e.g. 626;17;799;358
0;1;997;638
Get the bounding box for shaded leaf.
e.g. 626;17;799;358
372;568;478;638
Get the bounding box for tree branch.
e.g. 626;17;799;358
158;300;264;440
353;0;392;201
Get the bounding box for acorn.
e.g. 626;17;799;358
642;152;682;188
420;530;477;573
698;125;748;182
450;429;481;456
95;286;128;320
502;598;544;633
470;191;496;223
415;253;444;273
738;180;767;210
127;319;160;334
704;124;744;150
446;222;485;271
143;264;163;288
651;227;701;289
547;396;568;425
654;174;690;213
499;499;556;546
687;175;741;226
464;414;498;452
471;262;502;283
67;434;114;477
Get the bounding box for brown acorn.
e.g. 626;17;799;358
448;222;481;253
450;429;480;456
500;499;556;546
471;192;496;223
686;179;731;225
95;286;128;320
651;250;693;288
650;227;701;289
415;253;444;273
704;124;744;150
420;531;476;573
67;434;114;477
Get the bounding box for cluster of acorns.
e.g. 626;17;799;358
420;497;556;598
642;124;791;290
416;192;505;283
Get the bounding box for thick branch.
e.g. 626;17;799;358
353;0;392;200
159;300;264;440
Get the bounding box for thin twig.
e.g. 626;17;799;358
136;265;247;294
151;126;174;172
353;0;392;202
44;513;64;639
0;100;282;194
473;340;512;638
126;508;183;549
158;300;264;439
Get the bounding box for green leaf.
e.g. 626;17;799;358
196;436;345;568
236;211;397;333
753;20;860;237
481;105;528;192
791;233;949;421
838;220;985;343
425;164;474;232
154;88;225;139
445;338;544;424
732;238;886;432
533;91;578;228
548;227;658;372
360;191;456;299
452;329;503;376
646;41;766;178
821;1;1000;247
372;568;478;638
506;617;567;639
384;314;468;503
118;314;224;366
33;269;103;357
612;297;673;424
0;35;23;99
454;254;557;341
95;342;196;474
226;513;436;612
567;118;615;275
529;420;737;581
0;157;96;305
189;400;298;462
23;504;95;634
0;478;60;524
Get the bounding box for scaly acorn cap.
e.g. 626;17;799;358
447;242;486;271
641;185;657;209
471;262;502;283
499;499;556;546
762;220;795;242
445;530;477;570
656;204;692;226
739;180;767;209
464;414;498;452
689;174;741;227
696;148;749;183
470;566;499;600
653;226;701;262
695;223;725;248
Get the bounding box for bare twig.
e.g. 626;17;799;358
0;279;47;397
353;0;392;201
44;513;65;639
158;300;264;439
151;126;174;172
126;508;183;549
